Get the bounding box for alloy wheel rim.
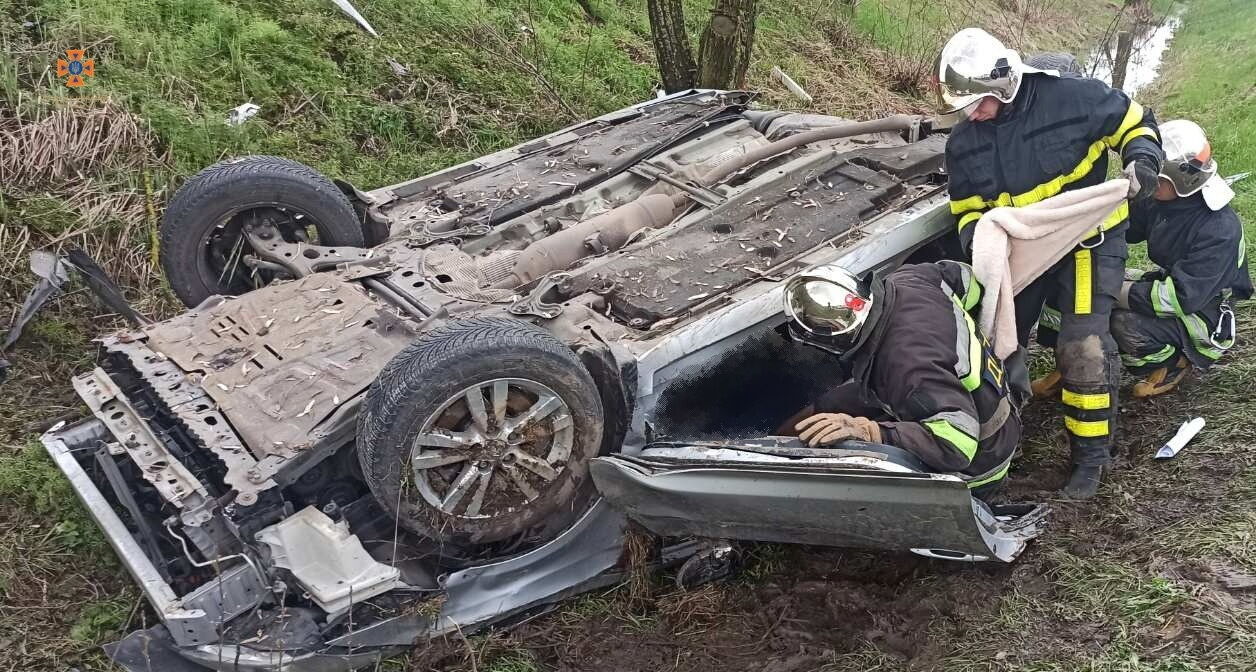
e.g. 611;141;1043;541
409;378;574;518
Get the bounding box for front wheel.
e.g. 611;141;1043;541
356;318;604;547
159;156;365;307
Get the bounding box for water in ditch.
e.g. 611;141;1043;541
1085;8;1184;97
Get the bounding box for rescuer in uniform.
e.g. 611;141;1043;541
1110;119;1253;396
782;261;1025;498
936;28;1164;499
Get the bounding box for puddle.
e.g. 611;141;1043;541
1085;9;1183;97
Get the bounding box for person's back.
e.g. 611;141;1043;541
784;261;1024;497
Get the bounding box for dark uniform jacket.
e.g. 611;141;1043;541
946;73;1162;250
814;262;1021;487
1126;194;1253;356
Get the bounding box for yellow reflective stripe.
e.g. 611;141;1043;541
961;278;981;311
967;463;1010;489
1122;345;1176;368
1119;126;1158;152
1074;249;1093;315
956;103;1142;221
1065;417;1110;438
947;293;984;392
957;211;983;232
1062;390;1110;410
1103;101;1146;150
923;419;979;460
1101;201;1127;227
966;138;1118;218
950;195;987;215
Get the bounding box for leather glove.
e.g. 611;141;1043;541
1125;156;1160;204
795;413;882;447
1118;280;1134;310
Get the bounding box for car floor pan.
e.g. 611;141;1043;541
590;450;1046;562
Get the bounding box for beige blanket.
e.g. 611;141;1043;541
971;179;1131;359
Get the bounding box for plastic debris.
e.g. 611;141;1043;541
330;0;379;37
226;103;260;126
771;66;813;105
1155;417;1205;459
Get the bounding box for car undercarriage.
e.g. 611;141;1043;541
39;90;1048;671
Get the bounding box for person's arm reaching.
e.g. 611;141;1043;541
1086;79;1163;202
1128;212;1244;317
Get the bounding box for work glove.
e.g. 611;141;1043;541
795;413;882;447
1124;156;1161;204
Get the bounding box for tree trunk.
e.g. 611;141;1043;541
697;0;757;89
1111;30;1133;90
647;0;697;92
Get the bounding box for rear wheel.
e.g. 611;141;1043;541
160;155;365;307
357;318;604;547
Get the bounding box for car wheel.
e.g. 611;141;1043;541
357;317;604;547
160;155;365;307
1025;52;1085;75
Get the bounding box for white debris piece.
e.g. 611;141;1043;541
256;507;401;613
226;103;260;126
1155;417;1205;459
771;66;813;105
330;0;379;37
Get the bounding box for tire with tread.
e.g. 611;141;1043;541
1025;52;1085;75
160;155;364;307
357;317;605;547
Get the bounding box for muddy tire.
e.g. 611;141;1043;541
160;155;364;307
1025;52;1085;75
357;317;604;547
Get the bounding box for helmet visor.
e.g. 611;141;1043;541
785;279;861;336
1160;152;1217;198
938;58;1019;111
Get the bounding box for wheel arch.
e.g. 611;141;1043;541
574;342;636;459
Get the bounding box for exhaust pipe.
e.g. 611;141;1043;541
494;115;925;289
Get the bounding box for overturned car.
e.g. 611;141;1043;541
41;91;1047;671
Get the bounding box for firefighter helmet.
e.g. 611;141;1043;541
1159;119;1234;210
936;28;1031;113
783;265;874;354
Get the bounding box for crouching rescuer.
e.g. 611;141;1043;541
937;28;1164;499
1113;119;1253;396
782;262;1028;498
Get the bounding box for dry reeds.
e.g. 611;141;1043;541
1;99;172;314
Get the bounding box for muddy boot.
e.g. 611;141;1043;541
1030;370;1062;399
1060;440;1112;500
1132;357;1190;398
1061;463;1105;499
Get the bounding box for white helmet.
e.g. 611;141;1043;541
936;28;1050;113
1158;119;1234;210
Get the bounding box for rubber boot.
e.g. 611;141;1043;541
1132;357;1190;398
1061;442;1111;500
1062;463;1105;499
